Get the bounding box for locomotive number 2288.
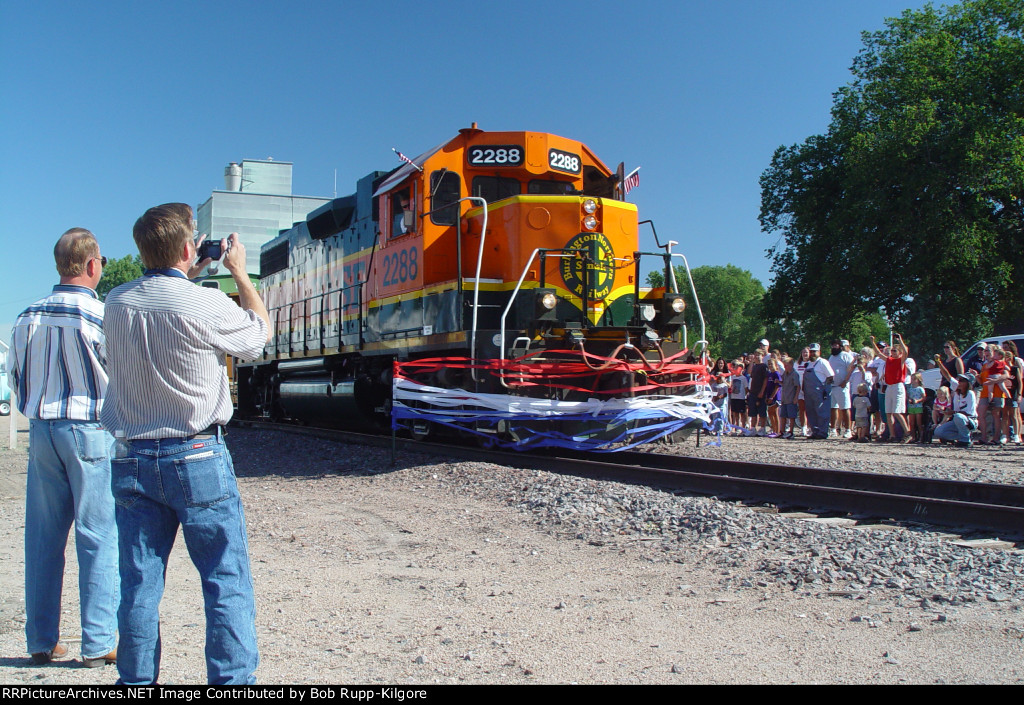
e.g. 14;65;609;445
381;246;419;286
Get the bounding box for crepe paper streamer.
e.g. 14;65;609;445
391;375;716;452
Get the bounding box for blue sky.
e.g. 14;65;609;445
1;0;933;340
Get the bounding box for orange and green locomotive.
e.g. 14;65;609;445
236;126;713;450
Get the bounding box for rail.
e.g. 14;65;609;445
234;420;1024;537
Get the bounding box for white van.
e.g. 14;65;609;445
921;334;1024;390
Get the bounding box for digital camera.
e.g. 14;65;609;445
197;239;225;261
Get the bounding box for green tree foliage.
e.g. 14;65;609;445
648;264;765;359
759;0;1023;358
97;255;143;300
647;264;888;358
766;310;892;357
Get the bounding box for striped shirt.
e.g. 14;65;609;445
8;285;107;421
100;274;268;440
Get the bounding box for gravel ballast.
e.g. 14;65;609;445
0;416;1021;684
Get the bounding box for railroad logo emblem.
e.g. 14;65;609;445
560;232;615;300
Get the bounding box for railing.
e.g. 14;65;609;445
267;281;363;357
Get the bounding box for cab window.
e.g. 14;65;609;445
391;187;413;238
528;179;574;195
429;171;461;226
472;176;520;204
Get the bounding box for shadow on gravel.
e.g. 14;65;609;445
0;655;90;670
225;427;428;481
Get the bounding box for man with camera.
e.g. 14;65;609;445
9;228;119;668
101;203;270;684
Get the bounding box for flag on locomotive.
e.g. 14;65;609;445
237;126;714;451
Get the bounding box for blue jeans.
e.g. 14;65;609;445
935;414;976;444
26;419;118;658
111;434;258;684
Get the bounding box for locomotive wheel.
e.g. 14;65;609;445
409;419;432;441
0;401;9;416
474;423;498;449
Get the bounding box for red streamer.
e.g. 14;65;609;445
394;348;710;396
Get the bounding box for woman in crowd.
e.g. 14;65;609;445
937;341;965;390
794;347;811;436
934;373;978;447
871;334;911;442
868;343;889;440
847;349;874;406
1002;341;1023;444
984;345;1012;444
975;345;995;444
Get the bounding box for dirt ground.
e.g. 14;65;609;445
0;413;1021;685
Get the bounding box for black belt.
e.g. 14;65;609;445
189;424;226;439
123;424;226;443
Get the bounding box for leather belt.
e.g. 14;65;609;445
189;424;225;440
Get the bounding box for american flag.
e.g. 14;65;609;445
392;148;424;172
623;167;640;196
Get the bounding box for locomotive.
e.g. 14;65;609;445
235;126;713;451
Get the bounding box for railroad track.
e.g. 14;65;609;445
234;421;1024;539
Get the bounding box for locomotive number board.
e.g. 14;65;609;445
467;145;524;167
548;148;581;174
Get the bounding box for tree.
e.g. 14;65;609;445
97;255;143;300
760;0;1024;358
648;264;765;360
765;309;892;357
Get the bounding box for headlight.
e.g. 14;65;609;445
671;297;685;313
583;215;598;230
582;199;597;214
540;292;557;310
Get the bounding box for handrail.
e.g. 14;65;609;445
268;281;362;356
454;197;488;378
671;252;707;358
498;248;544;363
497;249;576;362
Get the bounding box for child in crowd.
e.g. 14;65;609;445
853;383;872;442
765;358;783;437
933;385;953;427
728;360;748;434
780;356;800;439
710;373;730;439
907;372;926;442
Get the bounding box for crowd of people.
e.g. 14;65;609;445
706;336;1024;448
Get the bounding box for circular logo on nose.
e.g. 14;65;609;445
560;232;615;300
